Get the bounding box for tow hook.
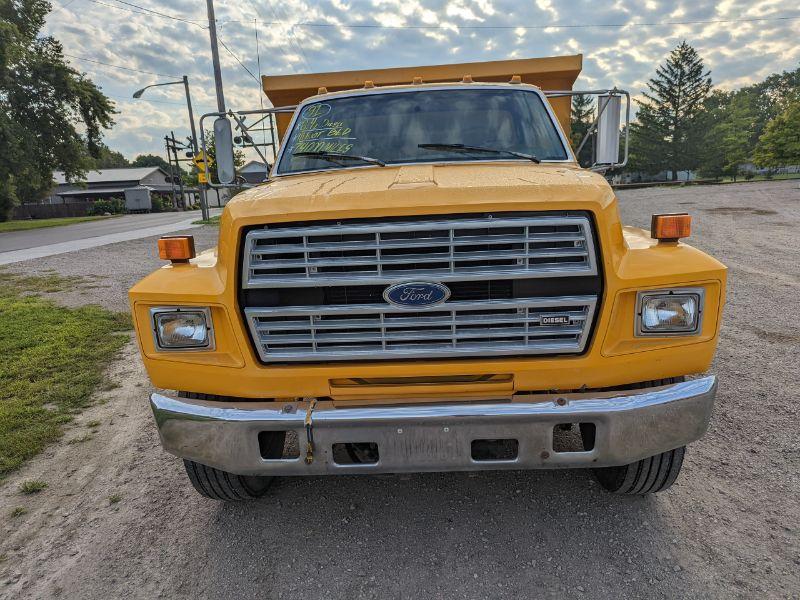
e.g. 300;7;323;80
304;398;317;464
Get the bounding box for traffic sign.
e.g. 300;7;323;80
193;151;207;171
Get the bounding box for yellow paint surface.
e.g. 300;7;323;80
130;162;726;401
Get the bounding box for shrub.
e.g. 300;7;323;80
150;196;164;213
88;198;125;216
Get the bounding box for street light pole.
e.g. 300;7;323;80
180;76;210;221
133;77;210;220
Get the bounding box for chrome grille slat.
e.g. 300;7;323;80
250;216;574;238
250;232;585;254
253;311;589;331
257;326;585;345
243;215;597;288
245;296;597;362
249;247;589;269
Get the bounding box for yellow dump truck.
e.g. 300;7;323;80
130;55;726;501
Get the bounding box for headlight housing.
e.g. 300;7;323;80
151;307;214;350
636;289;704;336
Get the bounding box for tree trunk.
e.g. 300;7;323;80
671;169;678;181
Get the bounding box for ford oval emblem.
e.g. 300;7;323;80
383;281;451;308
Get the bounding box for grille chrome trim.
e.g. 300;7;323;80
245;296;597;362
242;215;597;288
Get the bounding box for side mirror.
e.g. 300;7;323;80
595;94;621;165
213;117;236;185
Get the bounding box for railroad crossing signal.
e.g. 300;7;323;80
193;151;208;184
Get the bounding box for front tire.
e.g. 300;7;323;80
582;376;689;495
183;460;273;501
590;446;686;495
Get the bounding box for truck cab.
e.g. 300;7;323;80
130;56;726;501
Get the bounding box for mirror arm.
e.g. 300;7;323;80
199;106;295;189
575;96;613;159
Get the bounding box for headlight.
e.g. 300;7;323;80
636;289;703;336
151;308;213;350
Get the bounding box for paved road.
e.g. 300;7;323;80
1;181;798;599
0;209;221;265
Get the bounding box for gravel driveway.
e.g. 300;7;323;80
1;180;798;599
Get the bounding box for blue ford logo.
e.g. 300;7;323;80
383;282;450;308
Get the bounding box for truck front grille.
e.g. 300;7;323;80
242;215;597;288
245;297;597;362
241;213;601;363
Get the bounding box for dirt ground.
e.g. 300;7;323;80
1;180;798;599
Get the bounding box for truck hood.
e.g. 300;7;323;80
225;162;616;225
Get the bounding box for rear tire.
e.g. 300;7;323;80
583;376;688;495
183;460;273;501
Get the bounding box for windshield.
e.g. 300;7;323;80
276;88;569;175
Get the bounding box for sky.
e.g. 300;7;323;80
43;0;800;160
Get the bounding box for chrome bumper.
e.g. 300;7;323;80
150;376;716;476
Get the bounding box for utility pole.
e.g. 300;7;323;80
206;0;226;114
164;135;177;208
170;131;186;208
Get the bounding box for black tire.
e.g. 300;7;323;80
178;392;275;501
183;460;273;501
590;446;686;495
583;376;688;495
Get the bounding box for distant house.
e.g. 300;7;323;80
45;167;198;207
239;160;270;185
739;162;800;175
614;170;697;185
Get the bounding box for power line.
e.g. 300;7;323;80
217;14;800;30
108;0;205;26
264;0;312;72
217;35;260;83
63;52;181;77
80;0;264;85
109;93;217;112
82;0;206;26
237;3;299;74
48;0;80;15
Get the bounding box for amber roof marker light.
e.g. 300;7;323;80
158;235;196;263
651;213;692;243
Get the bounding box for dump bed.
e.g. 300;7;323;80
262;54;582;140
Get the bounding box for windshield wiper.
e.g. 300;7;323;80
292;151;386;167
418;143;540;163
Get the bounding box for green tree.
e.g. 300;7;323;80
0;0;115;220
570;93;594;165
629;42;712;179
753;101;800;168
131;153;173;172
745;65;800;137
696;90;731;179
90;144;130;169
698;91;758;180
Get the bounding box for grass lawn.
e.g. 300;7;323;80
192;215;220;225
0;215;115;233
0;272;130;480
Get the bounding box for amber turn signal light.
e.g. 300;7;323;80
651;213;691;242
158;235;196;262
